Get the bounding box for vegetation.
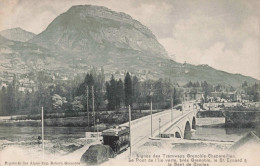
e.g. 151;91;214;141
0;69;259;125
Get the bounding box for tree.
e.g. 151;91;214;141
94;71;105;110
76;73;94;96
116;79;124;109
173;87;177;105
23;91;32;112
139;79;153;105
201;81;213;102
0;87;6;115
76;73;95;112
71;96;84;111
252;83;260;102
108;75;117;110
195;81;200;87
52;94;67;110
221;93;227;99
186;81;193;87
132;76;140;104
153;79;164;103
85;74;94;86
124;72;132;107
6;84;15;114
242;81;248;88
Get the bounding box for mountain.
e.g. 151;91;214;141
0;27;35;42
0;5;258;87
30;5;167;57
27;5;172;80
0;35;58;79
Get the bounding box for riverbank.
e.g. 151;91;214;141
196;117;225;127
0;109;164;128
197;109;260;129
197;110;224;118
0;125;98;165
1;117;258;166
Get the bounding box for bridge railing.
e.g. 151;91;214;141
119;109;172;127
153;110;197;138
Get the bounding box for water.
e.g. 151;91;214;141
191;127;256;142
0;126;87;143
0;125;255;144
190;117;257;142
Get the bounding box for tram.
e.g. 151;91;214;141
101;126;130;153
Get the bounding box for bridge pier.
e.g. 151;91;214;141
158;110;197;140
183;121;192;139
192;117;196;130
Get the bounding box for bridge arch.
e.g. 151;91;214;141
175;132;181;138
192;116;196;130
183;121;191;139
174;126;183;138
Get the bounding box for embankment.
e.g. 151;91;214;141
224;111;260;128
0;109;163;128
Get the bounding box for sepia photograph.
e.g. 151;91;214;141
0;0;259;165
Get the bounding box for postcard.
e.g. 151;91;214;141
0;0;259;166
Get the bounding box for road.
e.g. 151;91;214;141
100;109;185;165
130;109;183;148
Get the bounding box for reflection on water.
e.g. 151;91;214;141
191;126;256;142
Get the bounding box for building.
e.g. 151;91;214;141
183;88;203;102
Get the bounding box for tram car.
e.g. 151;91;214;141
101;126;130;153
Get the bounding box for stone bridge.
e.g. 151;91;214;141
159;109;197;139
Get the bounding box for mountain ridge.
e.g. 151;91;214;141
0;27;35;42
30;5;168;58
0;5;259;87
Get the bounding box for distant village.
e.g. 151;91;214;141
0;70;259;102
0;68;259;116
0;71;69;93
182;84;260;111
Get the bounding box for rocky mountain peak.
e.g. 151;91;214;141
30;5;167;57
66;5;153;37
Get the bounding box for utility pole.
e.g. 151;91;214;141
171;93;173;122
41;106;44;159
92;86;95;133
129;105;132;158
97;119;99;140
159;118;161;138
150;100;153;137
86;86;89;129
182;97;184;115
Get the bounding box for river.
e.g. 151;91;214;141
190;117;257;142
191;126;256;142
0;126;87;143
0;118;256;144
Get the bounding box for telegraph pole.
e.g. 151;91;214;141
159;118;161;138
41;106;44;159
92;86;95;133
171;93;173;122
129;105;132;158
97;119;99;140
182;97;184;115
150;100;153;137
86;86;89;129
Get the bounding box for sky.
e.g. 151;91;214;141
0;0;259;80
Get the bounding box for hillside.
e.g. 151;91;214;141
0;5;258;86
0;35;59;78
29;5;259;86
0;27;35;42
30;5;167;57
